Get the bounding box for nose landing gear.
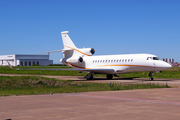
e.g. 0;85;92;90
148;72;154;81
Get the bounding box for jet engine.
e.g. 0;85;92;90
76;48;95;56
66;57;84;64
90;48;95;55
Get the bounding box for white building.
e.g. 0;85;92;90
0;54;53;66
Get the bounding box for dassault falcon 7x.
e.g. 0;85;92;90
42;31;171;80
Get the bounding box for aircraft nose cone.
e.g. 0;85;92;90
166;63;172;68
164;62;172;69
156;61;172;70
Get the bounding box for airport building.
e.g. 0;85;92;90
0;54;53;66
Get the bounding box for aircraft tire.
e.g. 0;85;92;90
107;74;113;80
87;76;93;80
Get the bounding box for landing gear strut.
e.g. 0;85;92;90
107;74;113;80
148;72;154;81
85;73;93;80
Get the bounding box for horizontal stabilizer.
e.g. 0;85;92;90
39;49;74;54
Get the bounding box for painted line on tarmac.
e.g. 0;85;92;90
66;93;180;105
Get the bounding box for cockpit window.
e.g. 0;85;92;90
147;57;152;60
147;57;159;60
153;57;159;60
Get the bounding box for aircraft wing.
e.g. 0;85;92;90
15;68;79;71
7;60;114;74
80;69;115;74
15;68;114;74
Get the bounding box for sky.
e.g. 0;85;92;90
0;0;180;63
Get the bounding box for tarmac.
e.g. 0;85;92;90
1;74;180;120
1;74;180;87
43;75;180;87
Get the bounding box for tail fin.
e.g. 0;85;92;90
40;31;94;60
61;31;94;59
61;31;77;49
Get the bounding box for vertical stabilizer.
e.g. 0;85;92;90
61;31;77;49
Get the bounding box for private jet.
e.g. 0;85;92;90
7;31;172;80
44;31;172;80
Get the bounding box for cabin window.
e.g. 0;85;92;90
122;59;124;62
119;59;121;62
131;59;133;62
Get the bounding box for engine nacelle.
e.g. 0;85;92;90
76;48;95;56
66;57;84;64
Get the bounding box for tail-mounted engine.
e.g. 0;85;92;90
74;48;95;57
90;48;95;55
60;48;95;66
65;57;84;64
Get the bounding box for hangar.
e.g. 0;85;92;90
0;54;53;66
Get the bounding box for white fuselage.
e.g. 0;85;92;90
61;53;172;74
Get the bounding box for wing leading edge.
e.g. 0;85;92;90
7;61;114;74
15;68;115;74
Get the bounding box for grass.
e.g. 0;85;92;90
0;66;86;76
0;66;180;79
0;76;170;96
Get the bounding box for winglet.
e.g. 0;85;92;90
6;60;14;70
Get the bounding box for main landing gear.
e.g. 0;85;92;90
107;74;113;80
85;73;114;80
85;73;93;80
148;72;154;81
